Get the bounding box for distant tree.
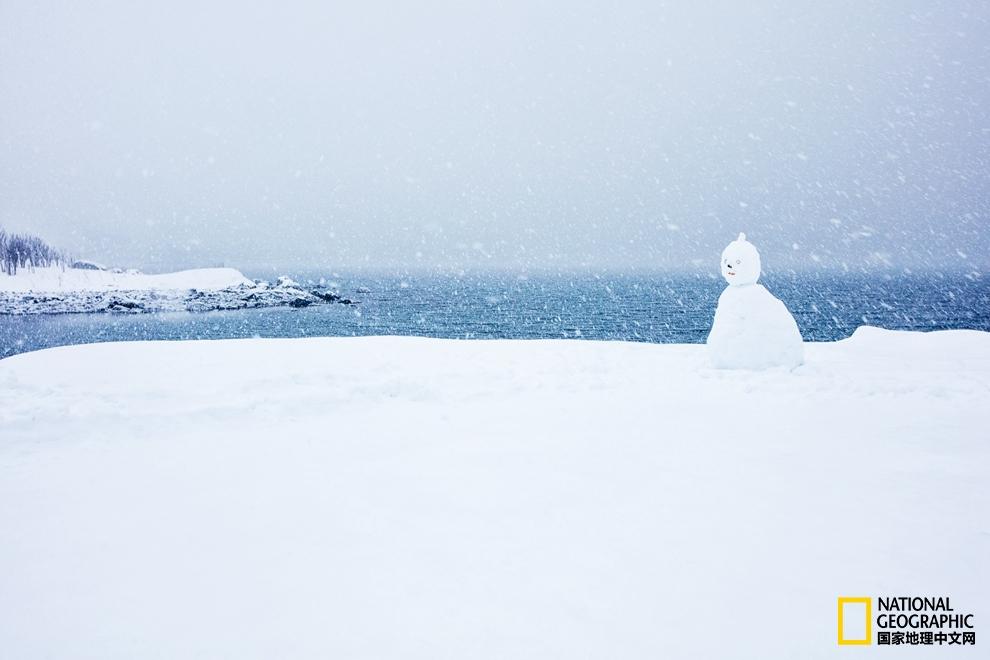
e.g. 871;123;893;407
0;227;69;275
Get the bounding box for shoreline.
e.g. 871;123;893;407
0;281;355;315
0;266;356;315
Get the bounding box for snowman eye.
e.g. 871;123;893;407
735;259;741;265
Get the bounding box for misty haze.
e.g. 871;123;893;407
2;1;987;272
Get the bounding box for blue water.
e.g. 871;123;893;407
1;271;988;359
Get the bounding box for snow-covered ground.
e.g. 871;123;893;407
0;265;252;292
1;328;987;658
0;267;251;293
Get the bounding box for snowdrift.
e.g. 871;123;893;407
1;328;988;659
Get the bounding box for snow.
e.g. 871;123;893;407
1;328;988;658
0;266;252;293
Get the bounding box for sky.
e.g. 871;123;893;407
1;1;988;273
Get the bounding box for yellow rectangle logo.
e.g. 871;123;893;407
838;597;872;645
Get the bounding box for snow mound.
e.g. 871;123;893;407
1;330;988;659
844;324;990;355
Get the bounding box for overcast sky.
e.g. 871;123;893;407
1;1;987;272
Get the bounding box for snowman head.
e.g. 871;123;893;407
720;233;761;286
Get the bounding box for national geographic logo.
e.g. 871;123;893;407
838;596;976;647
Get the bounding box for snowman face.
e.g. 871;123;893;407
720;236;761;286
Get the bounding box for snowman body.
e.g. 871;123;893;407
707;234;804;370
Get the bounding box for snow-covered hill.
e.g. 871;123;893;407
0;265;252;292
1;328;987;658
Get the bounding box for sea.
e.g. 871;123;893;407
1;270;988;359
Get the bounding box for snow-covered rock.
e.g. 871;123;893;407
0;330;987;658
70;259;107;271
707;233;804;369
0;267;355;314
0;284;353;315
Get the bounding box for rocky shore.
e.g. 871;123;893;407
0;277;356;315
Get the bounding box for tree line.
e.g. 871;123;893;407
0;228;70;275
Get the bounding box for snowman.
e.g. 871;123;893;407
706;233;804;369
